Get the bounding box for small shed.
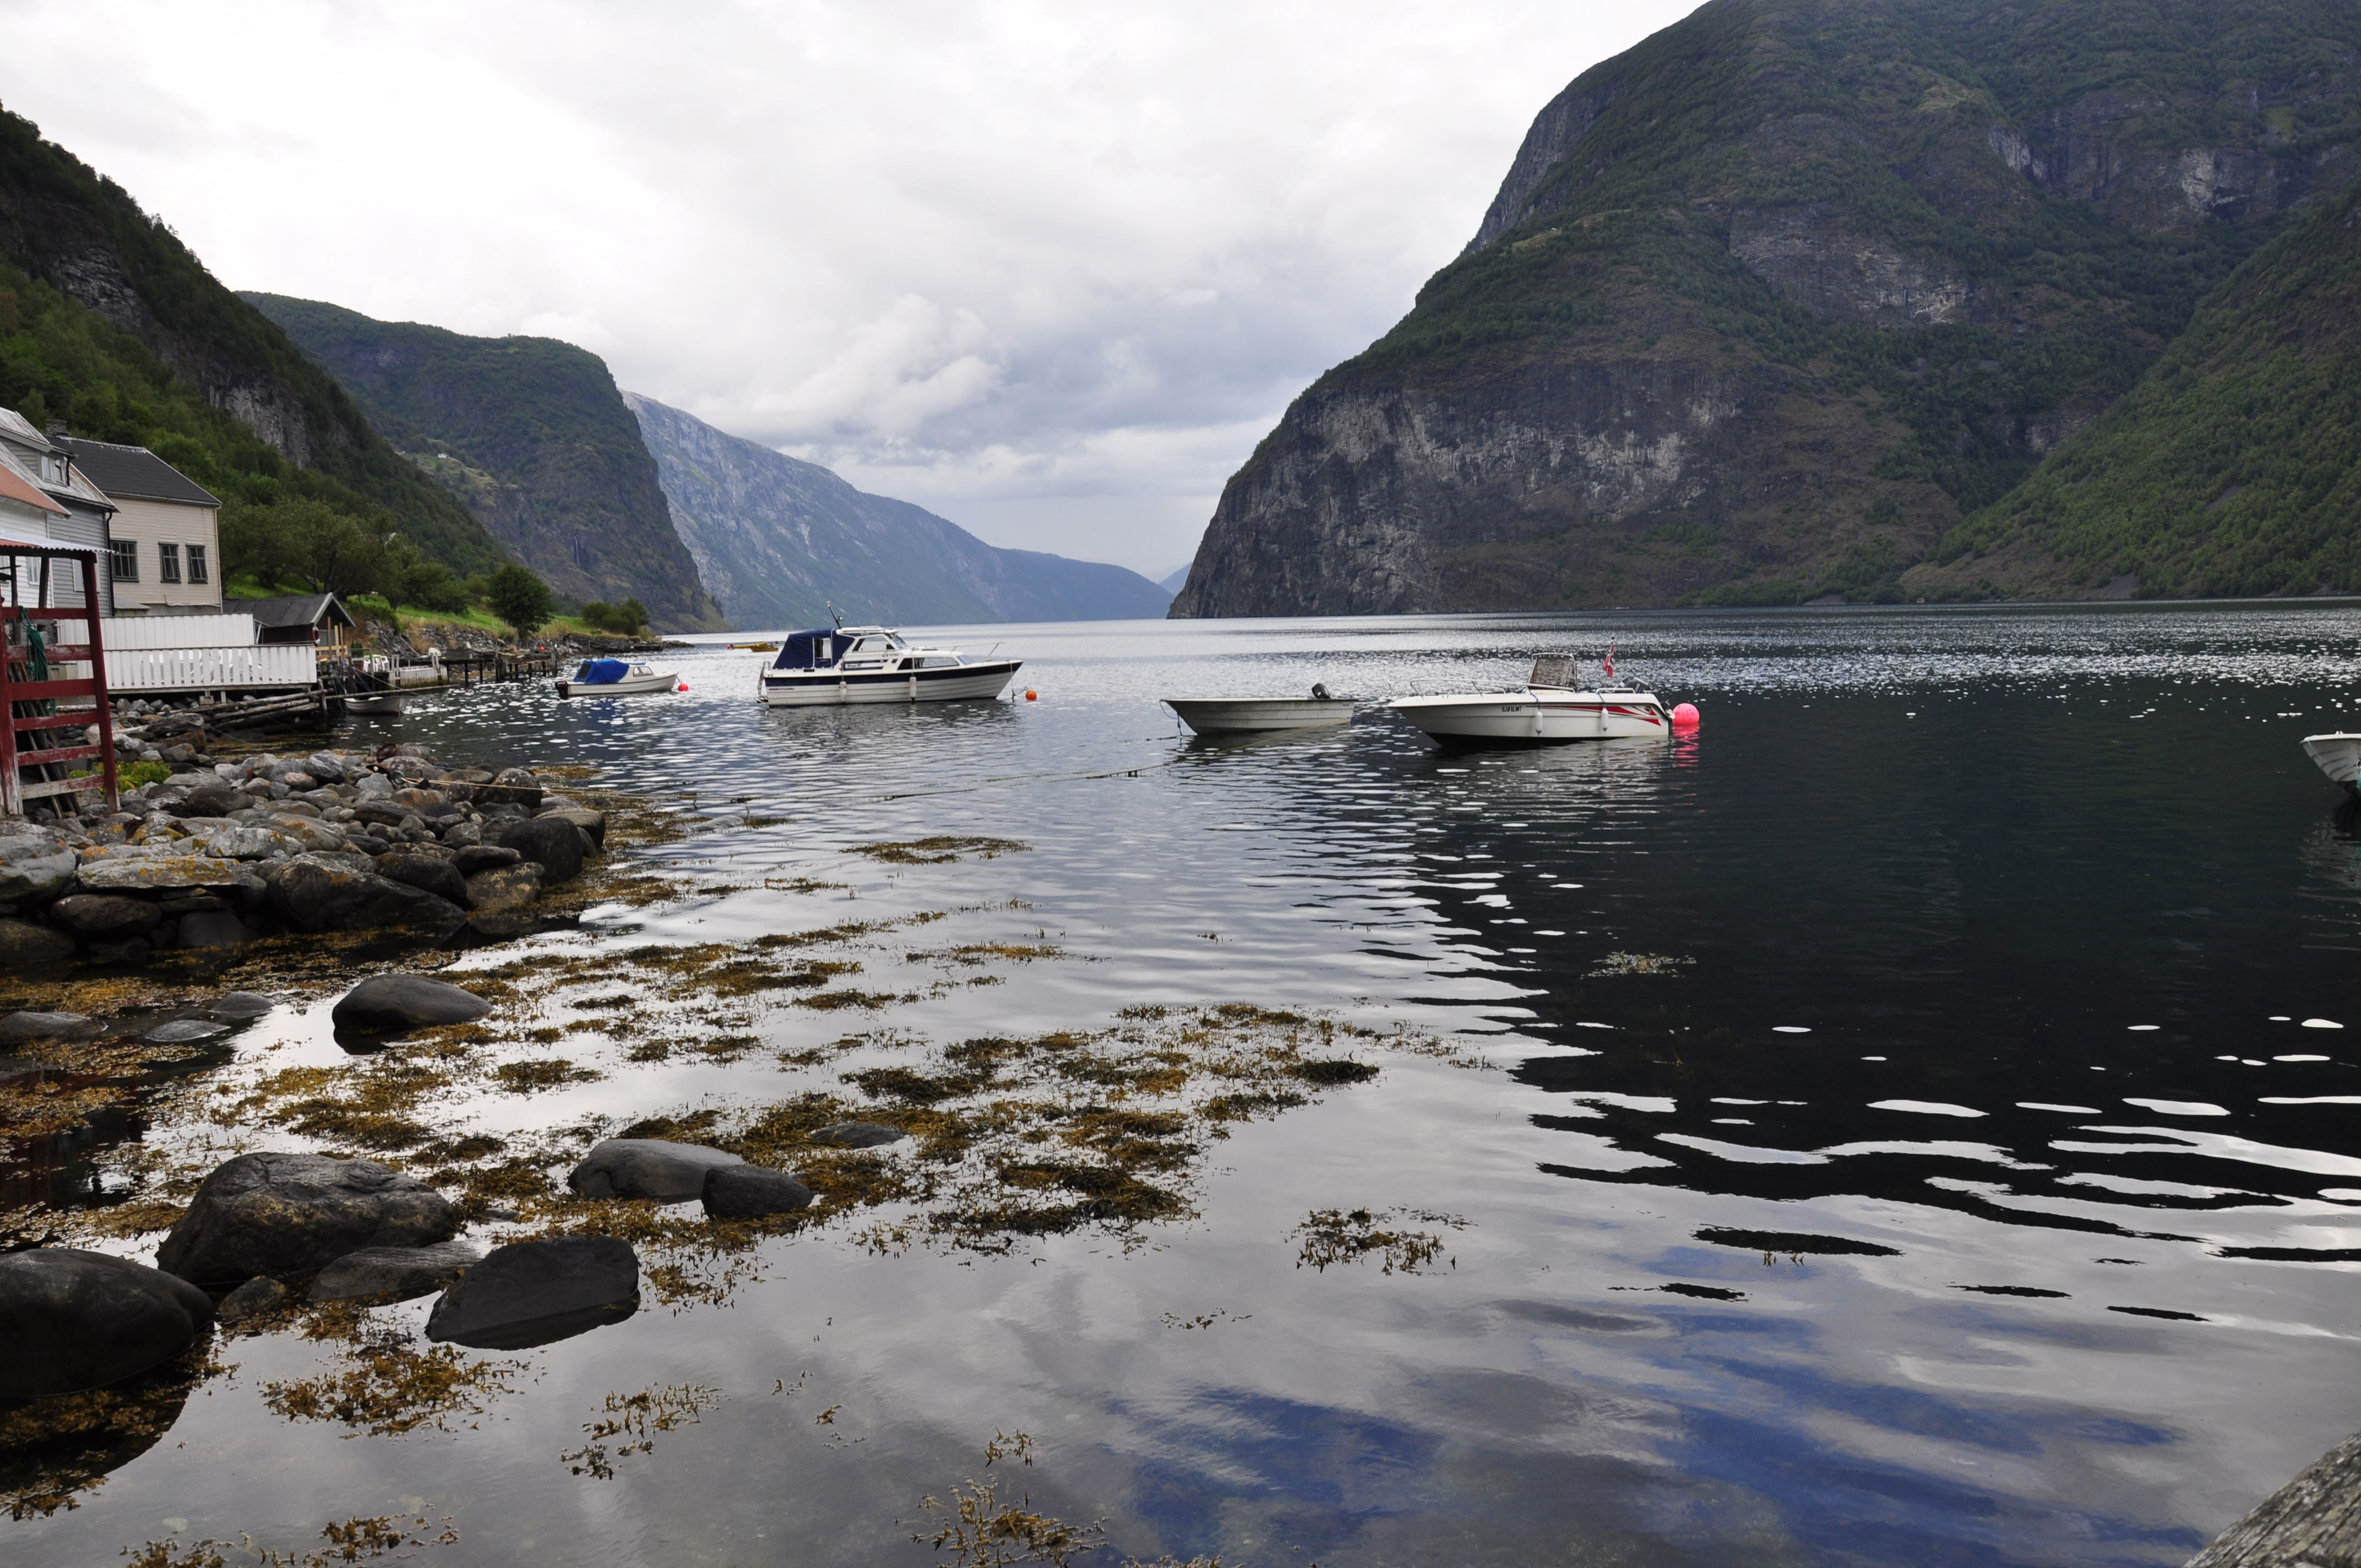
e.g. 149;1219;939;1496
224;594;357;648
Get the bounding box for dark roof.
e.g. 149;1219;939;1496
57;438;222;507
226;593;356;630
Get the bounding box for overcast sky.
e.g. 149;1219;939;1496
2;0;1700;576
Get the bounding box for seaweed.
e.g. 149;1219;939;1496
1291;1207;1470;1275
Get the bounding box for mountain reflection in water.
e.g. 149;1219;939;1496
13;602;2361;1568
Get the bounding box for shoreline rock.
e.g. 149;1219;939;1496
423;1236;639;1350
155;1152;460;1286
0;1248;215;1397
568;1139;744;1202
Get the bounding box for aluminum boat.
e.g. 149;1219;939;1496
559;659;678;698
1390;656;1670;745
1164;685;1356;734
759;625;1020;707
2302;732;2361;794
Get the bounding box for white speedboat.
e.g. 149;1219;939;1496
759;625;1020;707
2302;732;2361;794
1165;685;1355;734
559;659;678;698
1391;657;1671;745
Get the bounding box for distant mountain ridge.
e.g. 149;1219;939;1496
625;393;1173;629
243;295;727;631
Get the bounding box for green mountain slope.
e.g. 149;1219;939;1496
244;295;727;632
627;393;1175;629
0;106;504;575
1173;0;2361;616
1913;176;2361;598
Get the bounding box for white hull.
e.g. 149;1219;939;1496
345;693;406;717
559;671;677;697
1165;698;1355;733
2303;732;2361;793
1391;687;1668;744
762;661;1020;707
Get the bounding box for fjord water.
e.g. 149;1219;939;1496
25;602;2361;1568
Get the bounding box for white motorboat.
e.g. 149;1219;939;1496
1165;685;1356;734
344;690;406;717
759;625;1020;707
2302;732;2361;794
1391;656;1671;745
559;659;678;698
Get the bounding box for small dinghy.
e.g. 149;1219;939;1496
559;658;678;698
1164;684;1356;734
1391;655;1674;747
2302;732;2361;794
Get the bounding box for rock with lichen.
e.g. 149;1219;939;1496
155;1152;459;1286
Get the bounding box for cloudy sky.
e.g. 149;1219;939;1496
2;0;1699;577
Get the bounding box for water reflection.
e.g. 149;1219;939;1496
13;603;2361;1566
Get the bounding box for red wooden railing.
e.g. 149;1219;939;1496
2;550;117;816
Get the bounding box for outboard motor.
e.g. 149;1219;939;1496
1312;682;1331;701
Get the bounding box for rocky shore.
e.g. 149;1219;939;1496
0;743;607;962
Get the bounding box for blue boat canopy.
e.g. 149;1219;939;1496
576;658;630;684
773;630;845;670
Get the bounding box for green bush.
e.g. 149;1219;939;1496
486;564;554;641
578;597;649;634
117;760;173;788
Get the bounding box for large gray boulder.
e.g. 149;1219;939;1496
375;853;469;907
0;917;75;966
0;1010;97;1044
568;1139;743;1202
330;974;492;1033
0;1248;215;1396
490;814;583;885
541;808;606;852
311;1240;481;1304
452;845;523;876
423;1236;638;1349
0;822;77;903
46;893;161;938
75;851;264;894
265;856;465;936
155;1152;459;1286
703;1165;815;1218
463;864;542;933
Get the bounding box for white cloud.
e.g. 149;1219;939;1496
0;0;1704;572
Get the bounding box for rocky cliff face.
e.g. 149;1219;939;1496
247;296;726;631
1175;0;2361;616
627;394;1173;629
0;108;505;575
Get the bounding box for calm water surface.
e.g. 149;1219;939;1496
17;602;2361;1568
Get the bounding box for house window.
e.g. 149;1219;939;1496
109;539;138;582
186;543;209;584
158;542;181;584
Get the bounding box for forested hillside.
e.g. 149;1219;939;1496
1173;0;2361;615
0;105;505;579
246;295;726;632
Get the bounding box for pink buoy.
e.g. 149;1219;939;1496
1671;702;1700;728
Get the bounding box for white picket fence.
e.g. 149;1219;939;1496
101;642;317;692
100;614;259;650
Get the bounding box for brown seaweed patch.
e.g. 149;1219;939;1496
561;1382;724;1479
491;1059;602;1095
124;1513;459;1568
1292;1207;1468;1275
916;1432;1101;1568
911;943;1063;967
1586;951;1695;978
850;837;1029;865
262;1330;524;1437
794;988;917;1012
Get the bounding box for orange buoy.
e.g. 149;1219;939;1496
1024;689;1038;702
1671;702;1700;728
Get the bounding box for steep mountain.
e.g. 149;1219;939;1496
1172;0;2361;616
244;296;727;631
0;106;505;575
1911;174;2361;598
625;393;1174;628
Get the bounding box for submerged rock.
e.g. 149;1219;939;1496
330;974;492;1033
155;1152;459;1286
568;1139;744;1202
423;1236;638;1349
809;1121;909;1148
142;1019;228;1045
206;992;275;1021
702;1165;815;1218
310;1240;482;1304
0;1010;96;1044
216;1276;289;1324
0;1248;215;1397
489;814;583;885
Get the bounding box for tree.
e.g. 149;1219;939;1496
616;597;648;633
219;495;404;598
486;564;553;642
